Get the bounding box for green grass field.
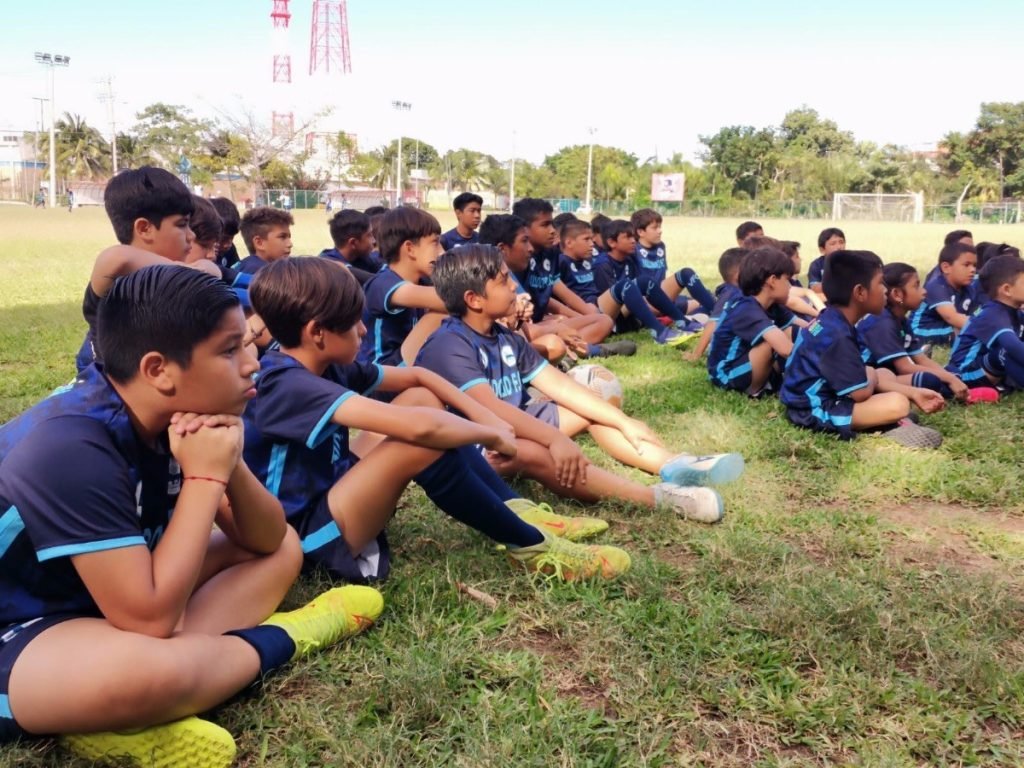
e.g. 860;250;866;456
2;207;1024;767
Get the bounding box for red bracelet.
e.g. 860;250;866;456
184;475;229;487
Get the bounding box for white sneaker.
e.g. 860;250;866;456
653;484;724;524
659;452;744;486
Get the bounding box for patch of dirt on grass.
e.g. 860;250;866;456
671;715;848;767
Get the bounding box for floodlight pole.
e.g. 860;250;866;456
585;127;596;211
391;100;411;206
35;52;70;208
508;130;516;212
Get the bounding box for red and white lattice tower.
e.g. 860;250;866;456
270;0;294;136
309;0;352;75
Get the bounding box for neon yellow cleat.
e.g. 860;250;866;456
263;585;384;660
505;498;609;541
61;715;236;768
507;534;630;581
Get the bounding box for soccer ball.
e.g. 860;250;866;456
567;364;624;409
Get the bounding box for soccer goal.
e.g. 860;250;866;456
832;192;924;223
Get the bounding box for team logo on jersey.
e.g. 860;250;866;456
500;344;517;366
962;298;972;312
570;262;578;273
543;258;551;272
529;258;537;271
331;434;342;464
638;247;648;257
584;260;592;270
657;247;665;258
479;348;488;368
167;458;181;495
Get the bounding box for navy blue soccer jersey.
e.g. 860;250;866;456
707;296;789;388
318;247;383;275
634;241;668;283
857;309;923;372
709;283;743;322
592;252;638;294
780;307;870;419
807;256;825;287
242;350;383;527
909;272;975;340
358;267;424;367
439;228;479;252
516;248;562;322
559;254;600;304
946;300;1024;383
217;242;240;269
236;255;270;275
0;365;181;631
415;317;548;409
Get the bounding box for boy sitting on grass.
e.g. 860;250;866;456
0;265;381;767
440;192;483;251
245;257;630;582
909;242;979;346
781;250;946;447
806;227;846;297
707;247;797;396
236;207;294;275
319;209;382;283
416;245;746;524
687;247;750;361
946;254;1024;392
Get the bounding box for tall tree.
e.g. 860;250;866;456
779;107;854;157
698;126;778;199
131;103;212;168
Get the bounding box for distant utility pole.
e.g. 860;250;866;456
31;96;48;170
96;76;118;174
34;51;70;208
391;100;411;206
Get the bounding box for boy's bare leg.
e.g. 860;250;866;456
9;620;264;735
658;276;700;314
561;313;613;344
851;392;911;430
745;343;775;395
489;437;655;506
530;333;568;363
596;291;623;319
556;406;673;475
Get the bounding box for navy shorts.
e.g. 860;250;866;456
296;493;391;583
785;398;856;440
524;399;560;428
0;614;85;742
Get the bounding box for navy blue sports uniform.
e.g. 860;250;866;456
559;254;601;305
236;255;270;275
807;256;825;288
243;350;388;580
857;309;923;372
946;300;1024;387
634;242;668;284
439;228;479;251
318;247;383;276
707;296;792;392
0;365;185;739
358;267;423;367
780;307;871;439
516;248;562;322
909;272;976;344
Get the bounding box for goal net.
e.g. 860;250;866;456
833;192;924;223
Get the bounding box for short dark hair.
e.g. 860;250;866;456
742;235;783;250
736;221;763;241
432;244;505;316
240;207;294;254
602;219;635;246
559;219;592;245
779;240;801;258
210;197;241;238
453;192;483;211
329;210;371;248
363;205;389;217
944;229;973;246
630;208;662;232
975;242;1020;270
718;247;749;282
822;250;882;306
104;167;194;245
552;212;578;234
590;213;611;234
979;254;1024;299
817;227;845;249
250;257;365;348
511;197;553;225
739;247;794;295
377;207;441;262
97;265;239;382
479;214;527;248
882;262;918;307
190;195;223;249
938;242;976;267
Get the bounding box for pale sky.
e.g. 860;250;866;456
2;0;1022;164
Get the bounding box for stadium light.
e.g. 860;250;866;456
584;127;596;214
391;100;411;206
34;50;70;208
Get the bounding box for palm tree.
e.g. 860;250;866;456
55;113;110;180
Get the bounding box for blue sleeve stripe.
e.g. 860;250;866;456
0;694;11;719
987;328;1013;346
306;392;354;449
522;360;549;383
459;377;488;392
37;536;147;562
0;506;25;560
365;364;385;395
383;280;408;315
750;327;771;347
301;520;342;553
928;300;953;309
876;351;908;363
265;443;289;497
836;381;869;396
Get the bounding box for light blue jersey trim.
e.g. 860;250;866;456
0;506;25;559
459;377;488;392
805;379;853;427
987;327;1013;347
0;694;11;719
301;520;342;553
365;364;385;395
875;351;908;363
836;381;869;397
37;536;146;562
265;443;289;497
306;392;354;449
522;360;549;383
383;280;408;314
